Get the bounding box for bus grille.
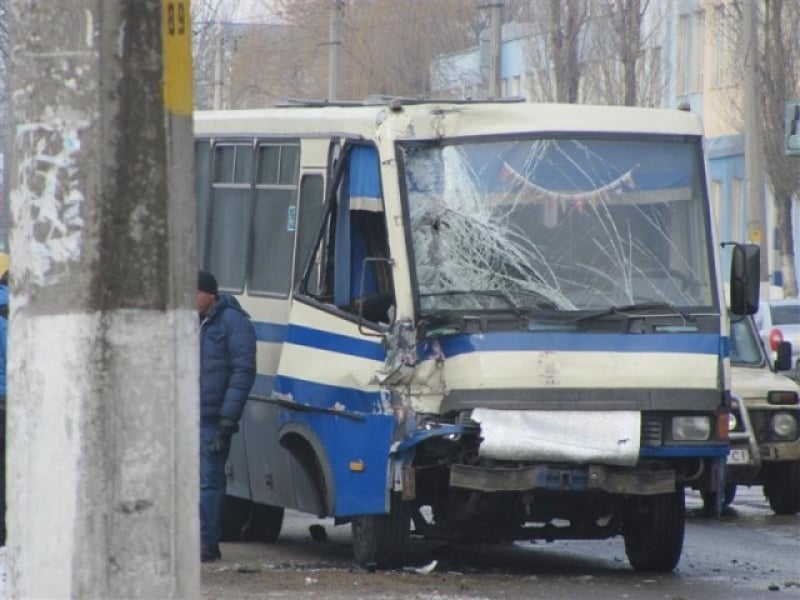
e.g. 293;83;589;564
641;413;663;446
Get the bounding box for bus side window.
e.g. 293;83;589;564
206;142;253;292
295;174;325;287
250;142;300;296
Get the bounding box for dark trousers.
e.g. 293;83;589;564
200;418;230;551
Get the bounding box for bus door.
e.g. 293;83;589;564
274;144;398;517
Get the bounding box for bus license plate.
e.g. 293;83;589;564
727;448;750;464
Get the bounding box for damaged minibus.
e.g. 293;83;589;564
193;98;760;572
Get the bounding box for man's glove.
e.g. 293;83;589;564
209;417;239;453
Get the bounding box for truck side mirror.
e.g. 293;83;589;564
775;341;793;372
728;243;760;316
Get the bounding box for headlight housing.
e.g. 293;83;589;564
672;415;712;441
728;411;739;432
770;412;798;440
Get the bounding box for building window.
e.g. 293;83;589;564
713;4;733;87
677;10;705;95
511;75;521;97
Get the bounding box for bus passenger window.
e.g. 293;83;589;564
206;142;253;292
250;142;300;296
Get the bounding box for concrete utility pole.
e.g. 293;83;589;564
329;0;342;101
485;2;503;98
743;0;769;285
8;1;199;597
213;14;223;109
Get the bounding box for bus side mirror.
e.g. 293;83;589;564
729;243;760;316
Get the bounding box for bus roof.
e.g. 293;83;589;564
193;100;705;141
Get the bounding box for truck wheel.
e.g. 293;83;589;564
764;462;800;515
250;502;285;542
623;491;685;572
220;494;252;541
700;483;737;513
351;492;410;568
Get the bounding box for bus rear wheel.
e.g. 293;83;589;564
250;502;285;542
351;492;410;568
220;494;252;541
623;491;685;572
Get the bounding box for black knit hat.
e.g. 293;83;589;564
198;270;218;296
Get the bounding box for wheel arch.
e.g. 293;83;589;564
279;422;336;516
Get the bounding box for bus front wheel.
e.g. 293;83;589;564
623;491;685;572
351;493;410;568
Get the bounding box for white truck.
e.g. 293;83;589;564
719;314;800;514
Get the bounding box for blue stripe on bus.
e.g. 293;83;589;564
274;374;383;414
251;320;728;362
433;331;723;358
252;321;287;344
250;373;275;398
285;324;386;361
719;335;729;359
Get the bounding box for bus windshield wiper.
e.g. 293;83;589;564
568;302;695;323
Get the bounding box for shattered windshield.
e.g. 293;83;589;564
401;136;714;314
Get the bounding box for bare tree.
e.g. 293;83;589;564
548;0;588;103
228;0;484;104
760;0;799;296
578;0;668;107
713;1;797;296
192;0;272;109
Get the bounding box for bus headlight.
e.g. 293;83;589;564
770;412;798;440
672;416;711;441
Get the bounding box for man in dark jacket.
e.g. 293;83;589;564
197;270;256;562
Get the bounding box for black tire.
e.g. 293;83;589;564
220;495;253;541
764;462;800;515
701;482;737;513
250;503;285;542
623;491;685;572
351;492;411;568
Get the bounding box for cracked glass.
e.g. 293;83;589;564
401;137;714;314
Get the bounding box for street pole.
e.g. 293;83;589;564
8;1;199;597
329;0;342;101
487;2;503;98
743;0;769;288
214;14;223;109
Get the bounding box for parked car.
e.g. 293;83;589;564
712;314;800;515
755;298;800;378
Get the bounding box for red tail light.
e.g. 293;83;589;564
769;328;783;352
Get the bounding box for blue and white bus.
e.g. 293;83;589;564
193;99;759;571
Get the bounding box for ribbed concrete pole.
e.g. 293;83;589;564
8;1;199;597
